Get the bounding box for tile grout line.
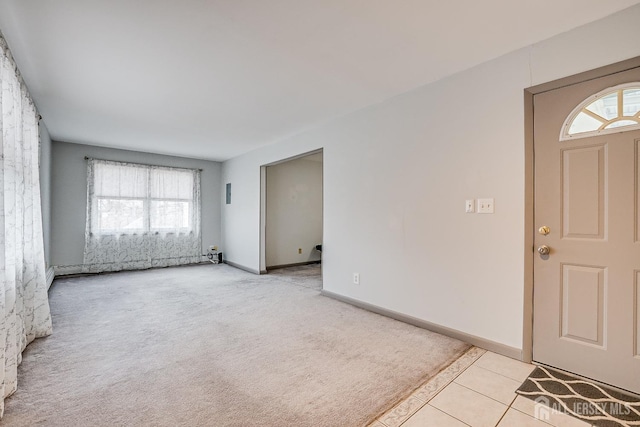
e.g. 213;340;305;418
493;408;509;427
429;404;473;426
509;393;602;427
414;348;488;401
377;348;473;427
452;382;515;408
466;363;533;385
493;391;524;427
472;357;536;384
376;347;486;427
507;403;557;427
435;354;537;427
420;348;486;402
473;366;533;383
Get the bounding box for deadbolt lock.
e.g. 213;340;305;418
538;226;550;236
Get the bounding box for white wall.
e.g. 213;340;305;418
221;6;640;352
39;122;52;266
51;141;222;268
266;154;322;267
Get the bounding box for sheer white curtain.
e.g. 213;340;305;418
0;35;53;416
83;159;202;272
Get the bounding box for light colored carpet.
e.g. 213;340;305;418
3;264;469;426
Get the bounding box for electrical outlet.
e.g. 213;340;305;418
477;198;495;214
353;273;360;285
298;248;302;254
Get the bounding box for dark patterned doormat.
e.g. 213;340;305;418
517;366;640;426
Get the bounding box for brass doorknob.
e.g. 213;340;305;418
537;245;550;255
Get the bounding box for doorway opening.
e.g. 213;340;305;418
524;57;640;394
259;149;323;285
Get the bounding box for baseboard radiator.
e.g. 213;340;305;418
46;266;55;291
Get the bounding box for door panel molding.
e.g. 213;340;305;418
560;264;606;347
561;145;607;240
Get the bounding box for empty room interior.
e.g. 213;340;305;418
1;1;640;426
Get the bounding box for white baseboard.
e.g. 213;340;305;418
320;290;523;361
266;261;321;271
223;260;260;275
53;265;84;276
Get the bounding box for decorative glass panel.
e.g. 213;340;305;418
585;92;618;120
561;83;640;141
569;112;603;135
605;120;638;129
623;89;640;117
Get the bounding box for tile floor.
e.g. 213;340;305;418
371;348;593;427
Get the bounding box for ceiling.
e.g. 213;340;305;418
0;1;638;161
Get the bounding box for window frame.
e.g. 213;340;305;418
560;82;640;141
90;160;197;236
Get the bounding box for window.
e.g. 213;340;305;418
91;161;197;234
561;83;640;141
84;159;202;272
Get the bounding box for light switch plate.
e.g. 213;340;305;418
465;199;475;213
477;198;494;214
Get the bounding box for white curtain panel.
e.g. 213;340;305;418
0;35;53;416
83;159;202;272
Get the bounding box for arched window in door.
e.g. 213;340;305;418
561;83;640;141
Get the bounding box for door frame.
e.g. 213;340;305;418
523;56;640;363
259;148;324;274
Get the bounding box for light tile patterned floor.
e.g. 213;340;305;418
370;348;593;427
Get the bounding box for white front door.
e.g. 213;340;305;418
533;67;640;393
